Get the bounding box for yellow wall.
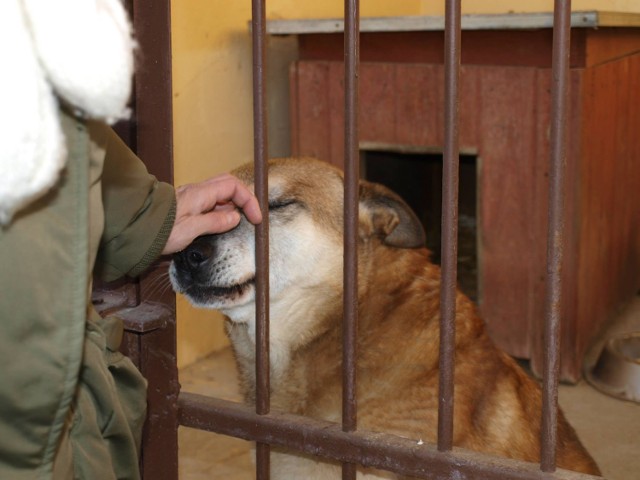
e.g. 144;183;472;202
426;1;640;15
171;0;639;368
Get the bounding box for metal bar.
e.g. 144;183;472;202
252;0;270;478
130;0;174;184
116;1;178;478
438;0;461;453
96;272;179;480
178;393;600;480
342;0;360;479
541;0;572;472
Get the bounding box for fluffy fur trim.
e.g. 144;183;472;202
0;0;134;225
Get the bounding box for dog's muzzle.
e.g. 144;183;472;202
171;235;215;287
170;234;255;306
176;239;212;270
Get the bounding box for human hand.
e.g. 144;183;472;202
162;173;262;255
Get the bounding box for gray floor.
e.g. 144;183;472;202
179;296;640;479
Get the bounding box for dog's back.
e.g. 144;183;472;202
235;243;599;476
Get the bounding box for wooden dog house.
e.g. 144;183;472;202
273;12;640;381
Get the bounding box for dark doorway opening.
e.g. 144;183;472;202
363;150;478;301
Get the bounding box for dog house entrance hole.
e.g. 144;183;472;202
363;150;478;301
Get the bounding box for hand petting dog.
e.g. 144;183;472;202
162;173;263;255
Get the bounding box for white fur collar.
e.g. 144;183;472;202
0;0;135;225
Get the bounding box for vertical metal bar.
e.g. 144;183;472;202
342;0;360;478
252;0;270;478
119;2;178;478
438;0;461;453
130;0;174;184
541;0;572;472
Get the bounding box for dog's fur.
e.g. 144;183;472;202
170;158;600;478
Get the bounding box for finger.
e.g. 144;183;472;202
213;202;238;213
162;210;242;255
190;176;263;224
186;209;242;238
205;209;242;234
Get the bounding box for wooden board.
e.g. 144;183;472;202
298;30;588;68
267;12;640;36
290;55;640;381
290;61;542;359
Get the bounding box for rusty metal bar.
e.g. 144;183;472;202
342;1;360;478
178;393;601;480
342;1;360;479
109;1;179;478
541;0;572;473
130;0;174;184
252;0;271;478
438;0;461;453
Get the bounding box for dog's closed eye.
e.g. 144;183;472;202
268;199;298;211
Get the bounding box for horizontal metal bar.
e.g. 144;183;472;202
178;392;599;480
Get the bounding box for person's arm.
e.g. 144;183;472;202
94;124;175;281
95;125;261;281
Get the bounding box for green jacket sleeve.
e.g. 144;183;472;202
94;126;176;281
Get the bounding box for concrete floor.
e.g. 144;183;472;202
178;296;640;479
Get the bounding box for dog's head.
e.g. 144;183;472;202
170;158;425;328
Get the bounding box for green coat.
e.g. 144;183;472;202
0;110;176;479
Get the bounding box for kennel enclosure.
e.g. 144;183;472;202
90;1;638;479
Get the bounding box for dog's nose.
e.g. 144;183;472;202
181;241;213;270
187;249;207;268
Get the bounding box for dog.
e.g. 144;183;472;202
170;158;600;478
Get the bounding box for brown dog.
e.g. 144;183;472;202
170;158;600;478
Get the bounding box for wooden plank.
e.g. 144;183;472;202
577;61;618;375
529;70;584;382
289;63;301;156
575;53;640;366
392;64;443;148
559;71;585;382
298;30;588;68
529;70;553;379
360;63;397;145
299;32;443;65
530;56;640;382
474;65;540;359
596;11;640;28
328;62;345;168
459;65;481;148
585;28;640;67
296;28;640;70
290;62;333;163
266;12;615;36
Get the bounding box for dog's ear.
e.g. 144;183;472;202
358;180;426;248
